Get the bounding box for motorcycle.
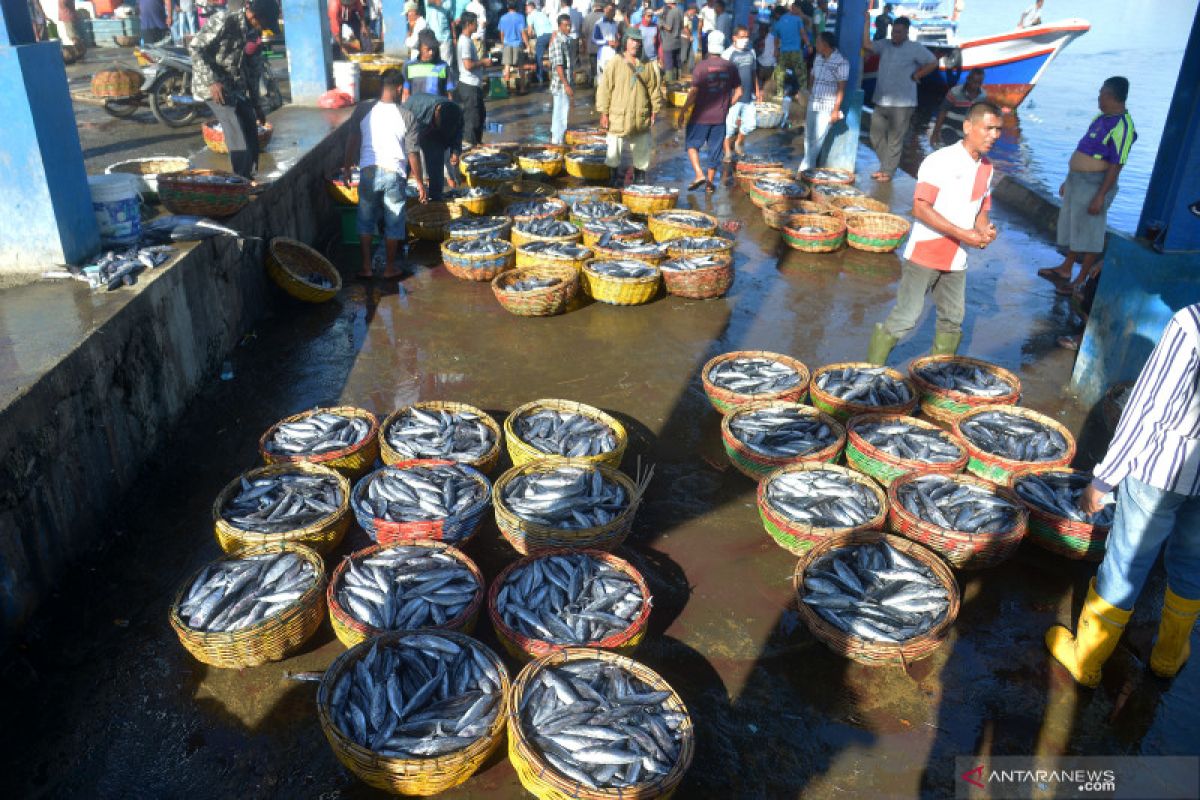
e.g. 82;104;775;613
101;44;204;127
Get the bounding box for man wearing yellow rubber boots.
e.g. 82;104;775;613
1046;303;1200;686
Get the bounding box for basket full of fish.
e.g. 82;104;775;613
664;235;735;265
380;401;503;475
581;259;662;306
647;209;718;242
569;200;631;228
492;459;649;555
518;149;567;177
581;217;648;248
590;236;667;265
781;214;847;253
327;541;485;647
659;254;734;299
845;413;968;486
800;167;855;187
444;185;497;215
212;462;352;554
169;543;327;668
441;237;516;282
757;463;888;555
747;178;809;210
908;355;1022;424
793;531;960;666
316;631;510;795
506;197;570;224
564;151;613;182
505;399;628;468
620;184;680;215
954;405;1076;485
809;363;918;421
492;265;580;317
500;180;559;207
506;648;694;799
466;164;523;188
888;472;1028;569
515;241;594;272
720;401;846;481
511;218;583;248
350;460;492;546
266;237;343;303
701;351;811;413
444;214;513;241
259;405;380;477
1009;467;1113;562
488;548;651;660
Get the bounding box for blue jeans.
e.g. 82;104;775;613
686;122;725;171
551;89;570;144
534;33;551;82
172;9;197;42
357;166;407;239
1096;476;1200;608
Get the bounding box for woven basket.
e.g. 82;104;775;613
507;648;694;800
202;119;273;154
493;459;640;554
265;237;343;303
446;188;496;215
158;169;251;218
582;222;648;249
445;215;512;240
500;180;560;206
379;401;503;475
487;549;652;661
558;186;621;206
317;631;510;796
888;472;1028;569
466;166;523;188
504;398;628;469
664;236;734;262
720;401;845;481
327;541;485;648
954;405;1077;485
793;531;960;666
735;157;786;175
908;355;1023;424
105;157;191;200
747;179;809;210
845;413;968;487
701;350;811;414
825;195;889;215
405;201;468;242
844;212;912;253
570;203;631;229
781;214;846;253
492;265;580;316
736;168;792;192
169;543;326;669
212;462;351;554
91;67;143;98
442;239;516;281
1009;466;1109;562
621;188;680;215
259;405;380;477
801;167;856;187
811;184;867;204
505;197;570;224
762;203;839;231
648;210;718;242
511;220;582;248
327;173;359;205
809;362;918;421
459;148;514;176
518;153;566;177
758;463;888;555
564;127;607;146
581;259;662;306
565;154;612;182
350;460;493;546
589;240;665;266
661;259;733;299
755;101;785;129
515;243;593;272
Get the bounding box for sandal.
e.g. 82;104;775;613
1055;282;1077;296
1037;267;1069;282
705;181;716;194
1057;335;1081;351
688;178;707;191
875;173;892;182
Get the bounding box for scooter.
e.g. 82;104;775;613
101;44;203;127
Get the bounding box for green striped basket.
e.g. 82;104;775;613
844;413;968;486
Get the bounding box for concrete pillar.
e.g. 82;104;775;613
382;0;409;57
281;0;333;104
0;0;100;277
825;0;868;172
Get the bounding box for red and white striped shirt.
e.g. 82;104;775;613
901;143;993;272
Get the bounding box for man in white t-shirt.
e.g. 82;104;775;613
344;70;427;280
867;101;1003;364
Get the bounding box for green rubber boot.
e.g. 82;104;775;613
930;331;962;356
866;324;898;366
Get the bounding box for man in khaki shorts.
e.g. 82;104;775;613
1038;76;1136;295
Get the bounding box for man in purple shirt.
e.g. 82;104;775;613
682;30;737;193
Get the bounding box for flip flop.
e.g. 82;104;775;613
1055;283;1077;296
688;178;707;191
875;173;892;183
1057;335;1081;351
1037;267;1069;282
705;181;716;194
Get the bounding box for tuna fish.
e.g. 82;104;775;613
1012;471;1115;526
654;211;713;227
816;185;864;198
504;276;563;292
587;260;657;279
501;466;628;529
958;410;1068;462
659;255;722;272
753;179;806;196
446;216;510;238
572;201;628;220
335;545;481;630
220;471;343;532
802;169;848;182
515;219;578;238
384;407;497;462
521;241;592;259
444;238;511;256
854;419;963;464
668;236;729;253
816;366;912;407
764;469;880;528
912;361;1014;397
265;411;371;456
584;218;646;235
357;463;488;523
512;410;619;458
595;238;667;257
507;200;564;219
707;356;803;395
896;474;1022;533
178;551;317;632
728;406;838;458
622;184;675;195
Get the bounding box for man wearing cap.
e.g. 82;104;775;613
659;0;682;81
596;26;665;185
592;3;621;76
404;1;429;57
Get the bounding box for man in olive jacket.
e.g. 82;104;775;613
596;27;665;184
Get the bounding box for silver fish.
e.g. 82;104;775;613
622;184;675;195
816;366;912;407
461;152;510;168
221;472;343;533
384;407;496;462
1013;471;1115;526
596;238;667;256
668;236;729;252
588;260;657;279
855;419;963;464
522;149;562;162
265;411;371;456
584;218;646;235
335;544;481;630
445;216;510;238
508;200;564;218
753;179;805;196
501;466;627;529
707;356;802;394
912;361;1014;397
958;410;1068;462
178;551;317;632
444;238;511;256
897;474;1022;533
515;218;578;238
728;406;838;458
654;211;713;227
505;276;563;293
572;201;627;220
513;410;619;458
791;225;826;235
817;185;864;197
765;469;880;527
521;241;592;259
470;166;521;181
356;463;488;523
443;186;494;200
660;255;722;272
802;169;848;181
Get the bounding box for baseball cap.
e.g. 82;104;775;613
707;30;725;52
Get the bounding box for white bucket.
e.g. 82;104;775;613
333;61;361;103
88;174;141;247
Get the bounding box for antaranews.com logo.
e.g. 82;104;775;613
954;756;1197;799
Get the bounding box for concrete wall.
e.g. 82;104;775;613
0;110;350;637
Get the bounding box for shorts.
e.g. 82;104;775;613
357;166;408;240
1056;169;1116;254
725;101;758;138
502;45;523;66
685;122;725;170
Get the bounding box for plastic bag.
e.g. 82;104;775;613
318;90;354;109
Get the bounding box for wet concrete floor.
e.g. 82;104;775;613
3;88;1198;798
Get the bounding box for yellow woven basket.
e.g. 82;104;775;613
648;210;718;242
212;462;351;554
379;400;503;475
259;405;380;478
265;238;342;303
169;542;327;669
406;201;468;242
447;190;495;215
511;220;583;248
565;153;612;181
518;153;566;177
503;398;628;468
622;188;680;215
582;259;662;305
515;243;593;272
825;195;889;214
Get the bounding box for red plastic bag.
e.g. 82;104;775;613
318;90;354;109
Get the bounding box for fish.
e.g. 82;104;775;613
461;152;512;169
139;215;253;244
584;218;646;235
504;276;563;292
707;356;802;395
596;238;667;256
802;540;950;643
764;468;880;527
513;410;619;458
791;225;827;235
220;471;343;532
501;466;627;529
495;552;647;644
515;219;578;238
567;153;609;165
753;179;805;196
622;184;675;195
815;366;912;407
335;544;481;629
655;211;714;228
522;150;562;162
326;633;505;758
587;260;657;279
356;463;488;524
840;204;875;213
443;186;494;200
571;201;627;220
854;419;964;464
739;155;783;167
570;143;607;156
444;238;511;256
1012;471;1115;526
264;410;371;456
445;216;510;238
668;236;729;252
508;200;563;219
521;241;592;259
659;255;722;272
911;361;1014;397
958;410;1068;462
802;169;848;181
383;407;497;462
896;474;1022;533
818;186;865;197
469;166;522;181
520;658;685;789
82;244;176;290
728;406;839;458
178;551;318;632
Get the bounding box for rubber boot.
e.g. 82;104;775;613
866;323;898;366
1150;586;1200;678
930;330;962;356
1045;579;1133;688
633;169;647;184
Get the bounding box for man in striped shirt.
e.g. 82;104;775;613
1047;305;1200;687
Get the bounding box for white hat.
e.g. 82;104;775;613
404;1;418;11
707;30;725;53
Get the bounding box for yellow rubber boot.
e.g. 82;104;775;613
1045;579;1133;688
1150;586;1200;678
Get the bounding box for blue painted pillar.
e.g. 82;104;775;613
382;0;409;57
0;0;100;274
825;0;867;172
281;0;333;104
733;0;751;29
